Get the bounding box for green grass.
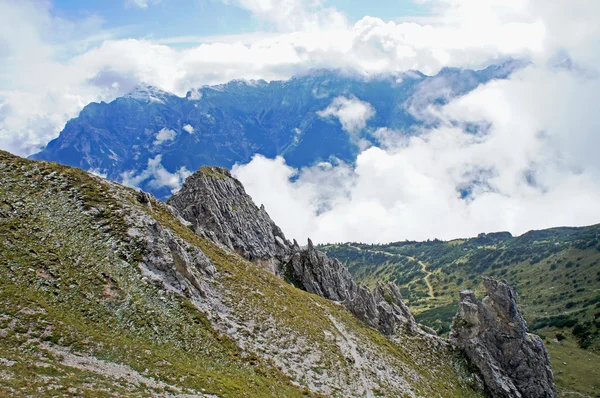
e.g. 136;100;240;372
0;151;308;397
198;165;229;179
542;329;600;397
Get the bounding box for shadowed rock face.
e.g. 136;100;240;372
450;277;556;398
169;166;419;335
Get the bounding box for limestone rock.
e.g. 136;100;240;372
450;277;556;398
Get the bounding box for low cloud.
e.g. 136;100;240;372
317;96;375;137
182;124;194;134
153;128;177;146
121;155;191;194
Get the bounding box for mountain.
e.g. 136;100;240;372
0;150;555;397
30;64;520;200
320;228;600;396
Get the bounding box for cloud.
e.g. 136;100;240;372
3;0;591;156
182;124;194;134
234;64;600;243
228;0;348;32
153;128;177;146
121;155;191;194
317;96;375;137
187;88;202;100
125;0;161;9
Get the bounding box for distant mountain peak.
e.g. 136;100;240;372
124;85;174;103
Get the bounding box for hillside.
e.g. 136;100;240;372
321;229;600;396
0;150;493;397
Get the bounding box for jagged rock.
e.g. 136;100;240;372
287;239;419;335
169;166;420;335
373;282;419;334
168;166;291;273
450;277;556;398
285;238;354;301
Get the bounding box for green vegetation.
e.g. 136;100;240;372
543;329;600;397
0;151;305;397
321;229;600;396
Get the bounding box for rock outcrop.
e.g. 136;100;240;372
286;239;419;334
168;166;290;273
450;277;556;398
169;166;419;335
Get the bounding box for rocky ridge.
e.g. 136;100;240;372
450;277;556;398
168;166;419;335
0;150;556;397
170;165;558;397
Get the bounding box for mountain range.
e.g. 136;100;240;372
6;61;597;396
30;64;521;199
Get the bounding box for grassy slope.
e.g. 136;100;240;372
321;231;600;397
0;151;483;397
0;151;305;397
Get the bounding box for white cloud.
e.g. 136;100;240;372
234;64;600;243
121;155;191;194
229;0;348;32
153;128;177;146
187;88;202;100
317;96;375;137
4;0;596;156
182;124;194;134
125;0;161;9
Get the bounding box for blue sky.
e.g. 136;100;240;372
51;0;429;44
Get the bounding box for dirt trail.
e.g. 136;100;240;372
418;260;434;298
344;245;435;298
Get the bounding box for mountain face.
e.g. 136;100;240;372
30;64;519;200
0;150;555;397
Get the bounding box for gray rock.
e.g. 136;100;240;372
450;277;556;398
168;166;291;274
169;166;420;335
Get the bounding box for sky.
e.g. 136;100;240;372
50;0;428;43
1;0;600;243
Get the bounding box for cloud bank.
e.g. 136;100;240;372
2;0;587;156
